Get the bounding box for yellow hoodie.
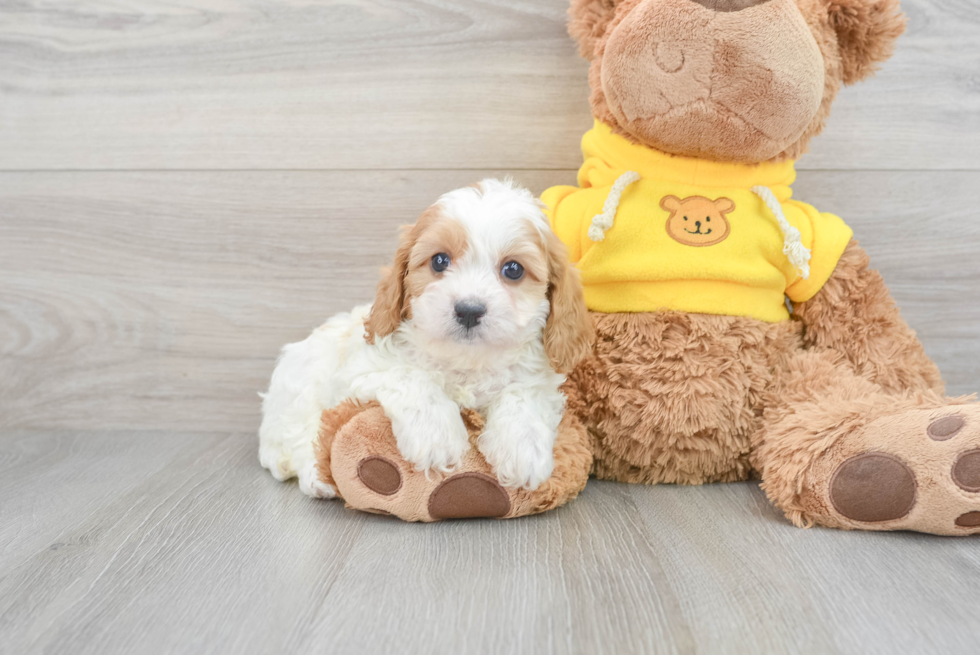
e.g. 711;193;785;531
542;121;854;323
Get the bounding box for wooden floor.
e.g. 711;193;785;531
1;1;979;653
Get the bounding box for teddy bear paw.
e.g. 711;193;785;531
806;404;980;535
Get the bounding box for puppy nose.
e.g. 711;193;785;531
689;0;771;12
454;301;487;330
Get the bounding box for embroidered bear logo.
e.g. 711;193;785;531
661;195;735;247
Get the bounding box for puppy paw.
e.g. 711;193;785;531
478;422;555;491
298;461;337;499
393;405;470;475
259;445;294;481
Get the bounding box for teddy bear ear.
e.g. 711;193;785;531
828;0;907;86
568;0;622;60
660;195;682;212
715;198;736;214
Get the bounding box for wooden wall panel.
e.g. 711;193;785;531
1;0;978;171
2;169;977;433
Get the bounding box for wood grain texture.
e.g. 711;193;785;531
2;1;979;653
2;169;978;434
629;482;980;655
1;0;978;171
1;431;978;655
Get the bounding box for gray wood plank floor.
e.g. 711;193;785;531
2;0;979;653
2;431;979;655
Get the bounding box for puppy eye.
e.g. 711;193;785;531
501;261;524;281
431;253;451;273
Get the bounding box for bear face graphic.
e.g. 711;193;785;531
661;195;735;247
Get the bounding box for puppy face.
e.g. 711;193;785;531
365;179;593;373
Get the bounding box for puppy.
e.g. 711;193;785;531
258;179;592;498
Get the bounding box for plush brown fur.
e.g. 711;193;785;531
793;240;944;395
570;242;980;533
566;310;802;485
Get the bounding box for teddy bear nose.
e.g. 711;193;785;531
689;0;772;11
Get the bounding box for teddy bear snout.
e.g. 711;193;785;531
688;0;773;11
599;0;825;161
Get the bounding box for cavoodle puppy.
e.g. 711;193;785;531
259;179;593;498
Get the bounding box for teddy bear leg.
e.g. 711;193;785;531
753;349;980;535
315;402;591;522
793;240;944;396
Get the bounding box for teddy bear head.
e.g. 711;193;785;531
568;0;906;163
660;195;735;246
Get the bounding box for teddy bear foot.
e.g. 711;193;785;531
797;404;980;535
314;401;591;522
355;462;512;520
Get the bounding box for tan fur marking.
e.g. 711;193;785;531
364;207;470;343
404;213;470;302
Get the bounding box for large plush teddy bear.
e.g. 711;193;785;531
543;0;980;535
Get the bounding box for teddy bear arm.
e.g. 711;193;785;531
792;239;944;395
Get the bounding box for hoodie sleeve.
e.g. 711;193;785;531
541;185;609;264
783;200;854;303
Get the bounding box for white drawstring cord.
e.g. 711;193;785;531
588;177;811;281
752;185;811;280
588;171;641;242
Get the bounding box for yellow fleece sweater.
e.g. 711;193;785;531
542;121;853;323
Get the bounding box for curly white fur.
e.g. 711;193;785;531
259;180;568;497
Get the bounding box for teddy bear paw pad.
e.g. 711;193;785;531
955;512;980;528
427;472;511;520
927;414;966;441
356;456;403;496
812;405;980;534
830;453;917;523
951;450;980;493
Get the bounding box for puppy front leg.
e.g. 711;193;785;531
350;369;470;474
479;387;564;490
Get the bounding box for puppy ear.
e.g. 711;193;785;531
543;231;594;375
828;0;906;85
364;224;415;344
569;0;622;60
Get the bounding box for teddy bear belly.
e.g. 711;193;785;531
565;310;804;485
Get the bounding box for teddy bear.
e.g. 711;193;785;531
542;0;980;535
